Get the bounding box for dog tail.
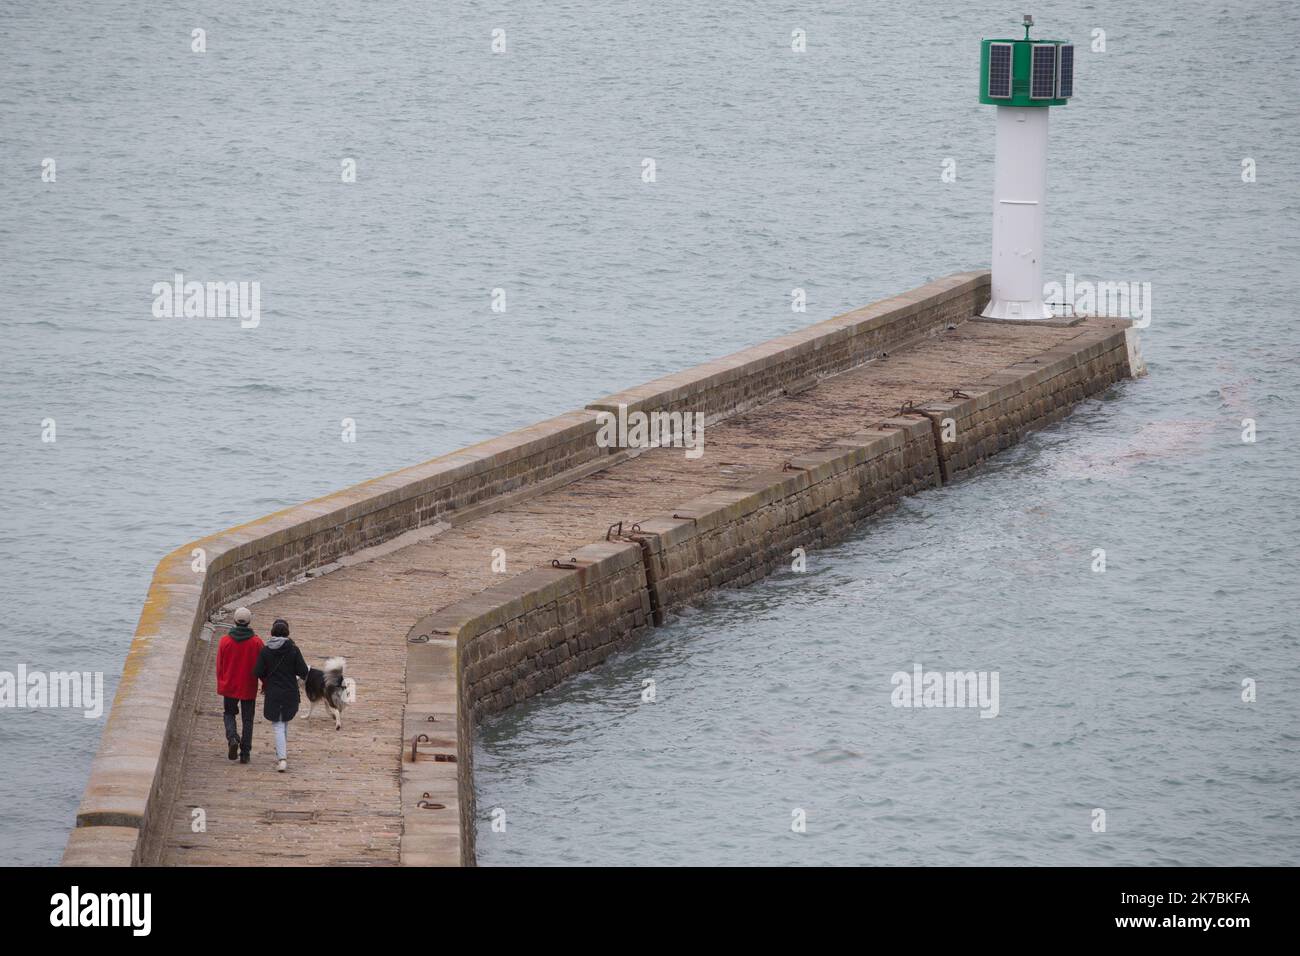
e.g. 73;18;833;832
323;656;346;675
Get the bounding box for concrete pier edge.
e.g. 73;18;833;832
63;270;1141;866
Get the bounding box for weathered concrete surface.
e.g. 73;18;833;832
150;316;1120;867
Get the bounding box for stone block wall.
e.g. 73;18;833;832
916;318;1133;480
587;272;991;424
630;417;941;614
451;541;653;718
416;316;1141;865
403;540;653;866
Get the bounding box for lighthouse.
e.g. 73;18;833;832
979;15;1073;320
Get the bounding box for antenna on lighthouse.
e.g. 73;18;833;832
979;15;1073;320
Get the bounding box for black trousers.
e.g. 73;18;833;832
223;697;255;756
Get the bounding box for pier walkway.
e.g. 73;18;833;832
156;317;1085;866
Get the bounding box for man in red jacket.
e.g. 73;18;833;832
216;607;264;764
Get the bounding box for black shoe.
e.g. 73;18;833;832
239;752;250;764
227;740;239;760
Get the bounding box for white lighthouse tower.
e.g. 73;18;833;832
979;15;1074;320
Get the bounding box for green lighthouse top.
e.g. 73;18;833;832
979;15;1073;106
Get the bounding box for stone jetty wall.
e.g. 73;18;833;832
66;270;1140;867
394;316;1135;865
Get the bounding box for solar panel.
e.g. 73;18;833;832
988;43;1013;98
1031;44;1057;99
1057;44;1074;98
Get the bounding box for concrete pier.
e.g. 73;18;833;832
61;272;1141;867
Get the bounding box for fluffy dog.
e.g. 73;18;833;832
303;657;350;730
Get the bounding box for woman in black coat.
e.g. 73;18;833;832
253;618;309;772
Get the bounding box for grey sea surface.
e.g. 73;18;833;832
2;1;1298;865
